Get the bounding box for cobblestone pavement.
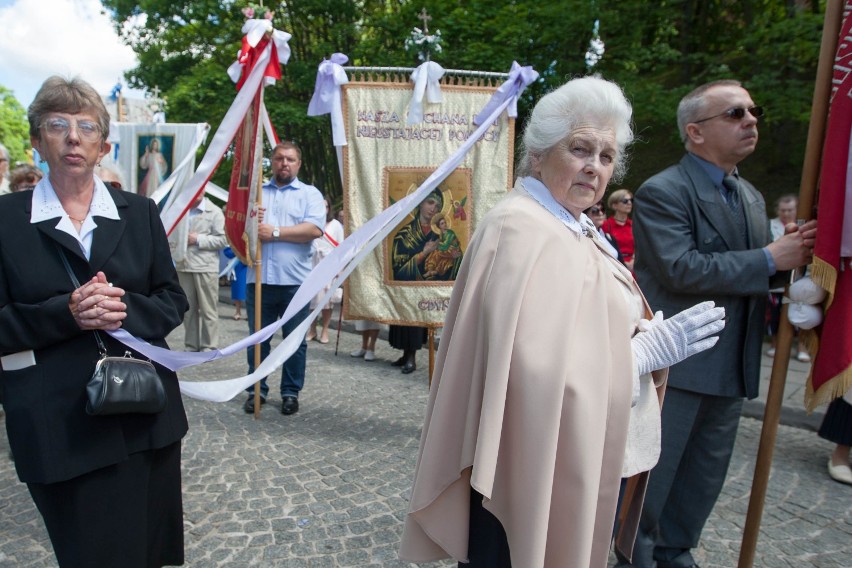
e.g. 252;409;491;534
0;304;849;567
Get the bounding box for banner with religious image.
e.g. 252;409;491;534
103;123;205;196
342;80;514;326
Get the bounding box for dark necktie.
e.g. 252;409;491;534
722;174;747;242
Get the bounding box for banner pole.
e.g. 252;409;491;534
738;2;844;565
252;86;267;420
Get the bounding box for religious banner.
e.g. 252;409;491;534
342;79;514;326
223;88;265;265
102;123;207;196
805;1;852;411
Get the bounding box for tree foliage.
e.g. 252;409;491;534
0;85;31;164
102;0;824;206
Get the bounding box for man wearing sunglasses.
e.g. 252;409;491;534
621;80;817;568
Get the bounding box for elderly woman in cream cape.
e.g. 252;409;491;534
399;76;726;567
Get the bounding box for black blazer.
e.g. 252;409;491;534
0;187;189;483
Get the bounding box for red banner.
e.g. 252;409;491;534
806;2;852;410
224;88;263;265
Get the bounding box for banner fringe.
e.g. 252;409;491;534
805;359;852;412
810;257;838;308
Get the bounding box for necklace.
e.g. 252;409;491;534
68;214;87;224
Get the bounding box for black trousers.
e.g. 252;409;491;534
463;487;512;567
28;441;184;567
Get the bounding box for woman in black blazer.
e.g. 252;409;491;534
0;76;188;566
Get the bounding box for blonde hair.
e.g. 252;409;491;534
607;188;632;210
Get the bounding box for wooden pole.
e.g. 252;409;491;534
252;179;263;419
251;87;267;420
428;327;436;386
738;2;844;565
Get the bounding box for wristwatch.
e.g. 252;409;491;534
272;227;280;240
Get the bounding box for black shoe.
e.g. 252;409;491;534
243;396;266;413
391;355;406;367
401;361;416;374
281;396;299;415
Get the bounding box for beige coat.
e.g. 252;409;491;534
170;198;227;273
400;183;652;567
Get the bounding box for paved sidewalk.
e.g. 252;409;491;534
0;299;847;567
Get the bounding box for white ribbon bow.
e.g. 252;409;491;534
474;61;539;125
307;53;350;146
407;61;445;125
227;20;292;84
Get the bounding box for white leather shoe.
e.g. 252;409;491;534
364;350;376;361
827;459;852;485
350;348;367;358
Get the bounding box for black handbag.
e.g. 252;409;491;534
86;347;167;415
56;245;167;415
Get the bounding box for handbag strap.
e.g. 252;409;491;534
55;244;108;355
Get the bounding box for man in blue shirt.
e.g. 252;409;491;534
243;141;325;415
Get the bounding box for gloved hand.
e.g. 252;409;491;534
632;301;726;376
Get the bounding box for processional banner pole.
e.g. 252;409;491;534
738;2;844;565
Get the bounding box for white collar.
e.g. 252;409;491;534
30;176;120;224
519;176;596;237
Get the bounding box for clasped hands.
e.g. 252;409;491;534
68;271;126;331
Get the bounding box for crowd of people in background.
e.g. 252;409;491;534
0;72;848;568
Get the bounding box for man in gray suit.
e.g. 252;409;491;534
620;80;817;567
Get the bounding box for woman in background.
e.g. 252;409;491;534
602;188;635;270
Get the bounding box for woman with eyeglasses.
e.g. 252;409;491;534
586;199;624;265
602;188;635;271
0;76;189;567
400;76;725;567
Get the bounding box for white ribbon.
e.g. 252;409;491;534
227;20;292;83
148;123;211;206
307;53;350;146
407;61;445;125
473;61;539;125
161;28;290;236
109;62;539;402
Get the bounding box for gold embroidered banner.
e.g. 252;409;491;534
342;80;514;326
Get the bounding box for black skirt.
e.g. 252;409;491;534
388;325;427;351
27;441;184;567
818;397;852;446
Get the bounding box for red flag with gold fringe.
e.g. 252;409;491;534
805;2;852;411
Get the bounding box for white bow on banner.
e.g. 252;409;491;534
407;61;445;124
110;61;539;402
307;53;351;147
160;24;291;236
227;19;292;85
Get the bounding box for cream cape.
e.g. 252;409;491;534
400;182;640;567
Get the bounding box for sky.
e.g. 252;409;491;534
0;0;144;109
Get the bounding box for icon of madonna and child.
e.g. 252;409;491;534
388;170;470;283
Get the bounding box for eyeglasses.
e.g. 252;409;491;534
589;206;605;215
693;106;764;124
40;117;101;142
620;198;633;204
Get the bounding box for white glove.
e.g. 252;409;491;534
632;301;726;376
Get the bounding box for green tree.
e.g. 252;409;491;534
103;0;823;206
0;85;31;164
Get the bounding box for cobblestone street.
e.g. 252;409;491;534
0;306;849;567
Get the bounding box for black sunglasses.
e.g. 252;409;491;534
694;106;764;124
620;198;633;204
588;206;605;215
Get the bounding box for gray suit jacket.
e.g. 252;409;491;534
633;154;782;399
